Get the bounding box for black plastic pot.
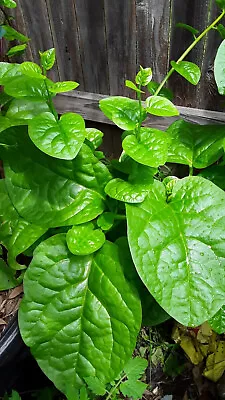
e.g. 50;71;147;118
0;315;50;396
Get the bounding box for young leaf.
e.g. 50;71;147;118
99;97;141;130
84;376;106;395
28;112;86;160
147;81;173;100
40;48;56;71
120;380;147;400
122;128;169;167
125;80;144;93
0;259;18;290
216;0;225;10
209;306;225;334
7;44;27;57
146;96;179;117
19;235;141;395
167;119;225;168
214;39;225;95
66;223;105;255
171;61;201;85
20;62;45;80
135;67;153;86
48;81;79;93
85;128;103;149
124;357;148;380
176;23;199;37
6;98;50;122
104;178;150;203
1;25;29;42
126;177;225;327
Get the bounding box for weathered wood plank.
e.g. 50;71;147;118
136;0;172;83
72;0;109;94
104;0;136;96
45;0;84;88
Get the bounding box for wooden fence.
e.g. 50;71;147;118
8;0;225;111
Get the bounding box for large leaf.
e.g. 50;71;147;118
20;62;45;80
28;112;86;160
126;177;225;326
0;259;18;290
171;61;201;85
167;119;225;168
0;127;108;227
4;75;49;99
19;235;141;394
0;180;46;269
122;128;169;167
99;97;141;130
199;165;225;190
214;39;225;95
6;98;50;122
209;306;225;334
146;96;179;117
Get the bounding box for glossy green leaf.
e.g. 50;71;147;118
0;91;12;106
28;112;86;160
215;39;225;95
3;75;48;99
147;81;173;100
99;97;141;130
167;119;225;168
125;80;144;93
209;305;225;334
217;24;225;39
85;128;103;149
135;67;152;86
126;177;225;326
7;44;27;57
171;61;201;85
0;259;18;290
105;178;150;203
0;0;16;8
40;48;56;71
19;235;141;394
0;179;46;269
97;212;114;231
176;23;199;37
120;380;147;400
6;98;50;121
1;25;29;42
216;0;225;10
198;165;225;190
146;96;179;117
20;62;45;80
66;223;105;255
122;128;169;167
48;81;79;93
0;116;12;132
0;127;107;227
0;62;21;84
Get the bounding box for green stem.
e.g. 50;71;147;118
154;10;225;96
114;214;126;221
136;84;143;141
189;165;193;176
42;66;58;121
105;374;126;400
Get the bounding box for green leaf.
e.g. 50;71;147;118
120;380;147;400
66;223;105;255
176;23;199;37
167;119;225;168
28;112;86;160
6;98;50;122
84;376;106;395
7;391;21;400
79;387;89;400
0;116;12;132
7;44;27;57
48;81;79;93
97;212;114;231
125;80;144;93
198;165;225;190
122;128;169;167
0;180;46;269
0;91;12;106
19;235;141;394
99;97;141;130
85;128;103;149
209;305;225;334
0;0;16;8
216;0;225;10
20;62;45;80
40;48;56;71
146;96;179;117
3;75;49;99
136;67;153;86
126;177;225;326
147;81;173;100
0;62;21;84
0;127;107;227
215;39;225;95
105;178;150;203
1;25;29;42
0;259;18;290
124;357;148;380
171;61;201;85
217;24;225;39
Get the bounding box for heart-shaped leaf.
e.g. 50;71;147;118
28;112;86;160
171;61;201;85
209;306;225;334
0;127;108;227
99;97;141;130
126;177;225;326
40;48;56;71
105;178;150;203
20;62;45;80
85;128;103;149
19;235;141;394
167;119;225;168
48;81;79;93
215;39;225;95
0;259;18;290
66;223;105;255
6;98;50;122
135;67;152;87
199;166;225;190
122;128;169;167
146;96;179;117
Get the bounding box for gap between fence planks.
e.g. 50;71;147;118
54;91;225;131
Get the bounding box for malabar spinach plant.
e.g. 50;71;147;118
0;0;225;397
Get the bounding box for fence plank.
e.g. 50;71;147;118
104;0;136;96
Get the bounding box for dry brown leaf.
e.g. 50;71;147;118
8;285;23;299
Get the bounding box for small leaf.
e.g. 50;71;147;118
1;25;29;42
120;380;147;400
48;81;79;93
176;23;199;37
216;0;225;10
105;178;150;203
0;259;18;290
214;39;225;95
99;97;141;130
84;376;106;395
6;98;50;121
136;67;152;86
146;96;179;117
171;61;201;85
85;128;103;149
40;48;56;71
97;212;114;231
125;80;144;93
7;44;27;57
28;112;86;160
124;357;148;380
122;128;169;167
66;223;105;255
209;306;225;334
217;24;225;39
0;0;16;8
147;81;173;100
20;62;45;80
